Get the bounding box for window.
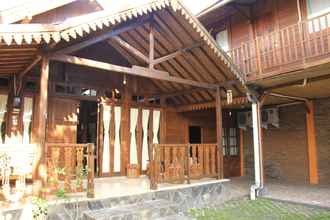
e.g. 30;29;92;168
222;127;239;156
307;0;330;18
307;0;330;32
216;29;230;52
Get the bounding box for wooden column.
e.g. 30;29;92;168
305;101;319;184
121;87;130;176
215;87;223;179
33;57;49;195
239;128;244;177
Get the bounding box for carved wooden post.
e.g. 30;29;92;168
87;143;95;198
64;147;73;192
216;87;224;179
33;57;49;196
76;146;84;192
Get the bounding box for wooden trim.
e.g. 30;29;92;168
305;100;319;184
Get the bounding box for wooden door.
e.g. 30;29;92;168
46;98;79;143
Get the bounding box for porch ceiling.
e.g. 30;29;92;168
0;0;247;106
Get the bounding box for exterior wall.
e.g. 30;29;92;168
243;105;309;183
315;98;330;185
243;98;330;184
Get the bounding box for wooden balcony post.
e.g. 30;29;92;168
215;87;223;179
87;143;95;198
33;57;49;196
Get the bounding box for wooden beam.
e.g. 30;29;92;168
33;57;49;196
110;37;149;63
18;55;41;79
215;87;224;179
149;22;155;69
176;96;248;112
49;54;217;89
305;100;319;184
266;92;308;102
53;16;151;55
152;42;201;65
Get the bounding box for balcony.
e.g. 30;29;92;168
227;12;330;81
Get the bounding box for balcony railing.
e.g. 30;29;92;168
149;143;220;189
227;11;330;80
46;143;95;198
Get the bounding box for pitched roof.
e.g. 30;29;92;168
0;0;246;105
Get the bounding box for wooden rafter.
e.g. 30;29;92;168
152;42;201;65
53;16;151;55
110;37;149;63
49;54;218;89
18;55;41;79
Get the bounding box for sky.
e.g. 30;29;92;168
0;0;219;16
96;0;218;15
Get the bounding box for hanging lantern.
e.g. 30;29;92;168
227;89;233;104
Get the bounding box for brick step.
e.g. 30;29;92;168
83;199;179;220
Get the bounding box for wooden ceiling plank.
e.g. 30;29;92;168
138;24;208;102
152;42;201;65
134;26;202;103
154;14;215;84
123;29;189;94
120;31;180;93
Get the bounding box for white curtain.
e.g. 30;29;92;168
22;97;33;144
153;110;161;144
102;105;111;173
141;109;149;170
130;108;138;165
0;95;7;144
114;106;121;172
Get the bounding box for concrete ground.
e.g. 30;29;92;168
230;176;330;209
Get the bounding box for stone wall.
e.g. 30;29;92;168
243;98;330;184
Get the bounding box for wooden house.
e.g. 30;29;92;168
0;0;251;199
0;0;328;203
199;0;330;187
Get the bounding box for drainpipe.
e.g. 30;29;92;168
247;94;264;200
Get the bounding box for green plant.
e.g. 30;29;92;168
32;196;48;220
55;187;66;199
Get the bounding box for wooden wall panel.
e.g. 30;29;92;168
46;98;79;143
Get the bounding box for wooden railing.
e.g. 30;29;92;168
228;11;330;79
150;143;219;189
46;143;94;198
